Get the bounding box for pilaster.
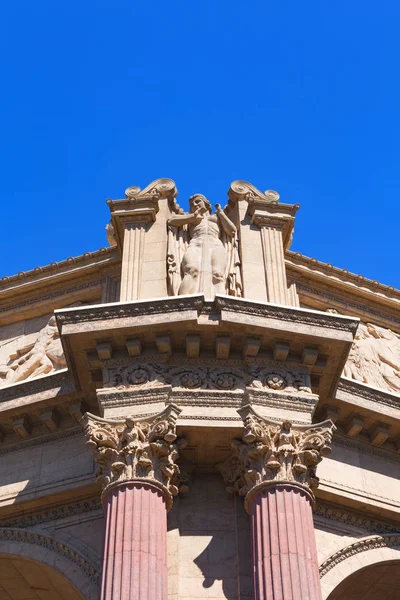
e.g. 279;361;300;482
228;181;299;305
107;178;177;301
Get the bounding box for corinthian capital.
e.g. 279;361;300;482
82;404;185;510
218;405;335;512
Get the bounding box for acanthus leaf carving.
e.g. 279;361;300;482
217;404;335;513
82;404;186;510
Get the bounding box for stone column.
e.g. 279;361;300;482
83;405;185;600
219;405;335;600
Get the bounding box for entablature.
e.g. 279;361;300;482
55;294;358;405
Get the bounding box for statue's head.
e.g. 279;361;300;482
282;420;292;431
189;194;212;215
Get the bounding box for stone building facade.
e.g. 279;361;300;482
0;178;399;600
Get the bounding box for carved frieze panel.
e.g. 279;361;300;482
343;321;400;394
102;357;312;395
0;315;66;388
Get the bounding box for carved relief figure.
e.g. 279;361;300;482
343;322;400;393
0;316;66;387
167;194;242;298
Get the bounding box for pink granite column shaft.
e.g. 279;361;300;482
251;484;321;600
100;482;168;600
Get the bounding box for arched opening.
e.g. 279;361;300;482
327;560;400;600
0;554;84;599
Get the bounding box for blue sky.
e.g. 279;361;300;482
1;1;399;288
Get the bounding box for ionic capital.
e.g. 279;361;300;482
82;404;185;510
218;404;335;513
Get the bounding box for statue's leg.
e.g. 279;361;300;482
178;245;201;295
211;245;228;294
13;355;53;382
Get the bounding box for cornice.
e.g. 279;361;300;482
314;501;400;535
0;369;74;402
286;250;400;305
0;497;102;528
295;282;400;332
215;295;359;334
0;427;84;455
0;246;119;297
337;377;400;412
332;433;400;464
56;294;204;326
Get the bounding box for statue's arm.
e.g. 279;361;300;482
168;214;195;227
216;205;236;237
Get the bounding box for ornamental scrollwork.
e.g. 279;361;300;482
217;405;335;512
103;359;313;394
82;404;186;510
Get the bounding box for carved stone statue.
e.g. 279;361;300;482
343;321;400;393
0;315;66;387
167;194;242;298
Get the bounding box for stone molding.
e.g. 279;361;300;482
314;502;400;535
295;282;400;331
0;427;84;455
218;404;335;513
55;293;359;334
333;434;400;464
215;295;359;333
83;404;186;510
0;247;116;291
0;498;102;528
287;250;400;302
56;294;204;325
0;528;99;583
319;534;400;578
0;368;73;401
0;278;104;315
337;377;400;410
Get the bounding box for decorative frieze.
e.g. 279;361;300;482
82;404;186;509
218;404;335;512
319;534;400;578
102;357;312;394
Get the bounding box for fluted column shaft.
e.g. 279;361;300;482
101;482;168;600
251;483;321;600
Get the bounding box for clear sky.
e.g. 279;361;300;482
1;1;399;288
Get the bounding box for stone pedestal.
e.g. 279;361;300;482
251;483;321;600
101;482;168;600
